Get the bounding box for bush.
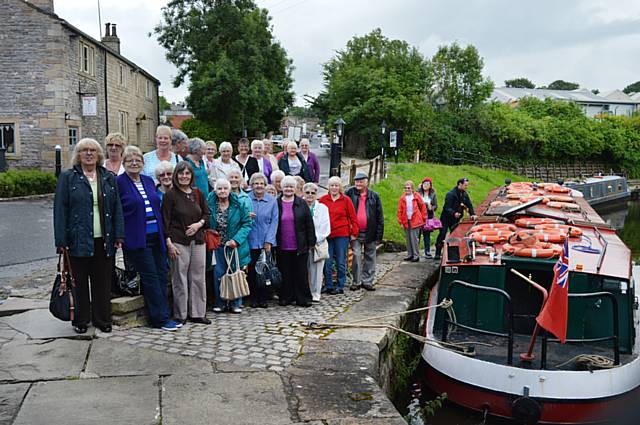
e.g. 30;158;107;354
0;170;57;198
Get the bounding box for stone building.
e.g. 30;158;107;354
0;0;160;170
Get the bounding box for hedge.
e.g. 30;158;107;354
0;170;57;198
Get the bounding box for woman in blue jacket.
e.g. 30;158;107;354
54;138;124;334
117;146;179;332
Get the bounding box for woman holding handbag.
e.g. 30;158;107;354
418;177;438;258
303;182;330;302
276;176;316;307
162;161;211;325
397;180;427;262
207;178;252;314
54;138;125;334
247;173;278;308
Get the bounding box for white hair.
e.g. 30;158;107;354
218;141;233;152
281;175;297;188
154;160;174;178
327;176;343;188
287;141;298;151
251;139;264;150
271;170;285;181
249;172;268;186
214;178;231;190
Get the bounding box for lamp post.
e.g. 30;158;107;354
379;120;386;178
330;117;345;177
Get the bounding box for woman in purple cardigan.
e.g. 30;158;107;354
117;146;179;332
251;139;273;183
300;139;320;183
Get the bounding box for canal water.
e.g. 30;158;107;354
399;199;640;425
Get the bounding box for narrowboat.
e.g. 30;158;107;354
564;175;630;206
422;182;638;424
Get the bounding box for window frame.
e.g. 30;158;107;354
118;111;129;140
145;79;153;99
0;122;19;156
68;127;79;146
79;42;95;76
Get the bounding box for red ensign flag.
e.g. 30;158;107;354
536;238;570;343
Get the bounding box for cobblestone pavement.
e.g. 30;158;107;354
105;260;396;371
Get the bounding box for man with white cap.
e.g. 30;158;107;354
345;171;384;291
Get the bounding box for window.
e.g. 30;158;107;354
146;80;153;99
118;111;129;139
80;42;95;76
119;64;126;87
68;127;78;146
1;123;15;153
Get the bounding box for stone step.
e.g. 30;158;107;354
111;296;145;315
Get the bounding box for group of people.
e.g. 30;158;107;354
53;125;384;335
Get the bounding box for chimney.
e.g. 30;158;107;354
101;22;121;54
28;0;54;13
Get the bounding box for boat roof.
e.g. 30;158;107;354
444;184;632;280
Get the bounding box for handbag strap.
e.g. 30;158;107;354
223;246;241;274
62;250;76;287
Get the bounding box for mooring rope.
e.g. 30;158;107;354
555;354;616;370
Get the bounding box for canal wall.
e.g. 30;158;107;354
290;255;440;423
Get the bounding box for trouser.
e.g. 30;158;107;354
404;219;421;259
124;233;170;327
323;236;349;290
421;229;432;255
435;218;457;256
69;237;112;328
248;249;268;305
213;246;242;308
172;240;207;320
351;234;377;287
278;250;312;305
308;255;325;301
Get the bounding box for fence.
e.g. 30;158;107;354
340;155;385;186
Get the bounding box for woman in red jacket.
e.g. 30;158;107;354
320;176;358;294
397;180;427;262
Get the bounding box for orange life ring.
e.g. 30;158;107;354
534;224;583;237
547;185;571;194
515;218;562;228
509;182;533;188
502;242;562;258
518;196;549;204
490;200;521;207
507;193;526;199
470;223;517;232
545;195;574;202
469;232;511;244
547;201;580;211
516;230;566;243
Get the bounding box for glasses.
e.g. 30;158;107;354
305;191;317;195
158;172;172;177
106;143;121;148
124;159;142;164
404;187;413;190
81;148;97;153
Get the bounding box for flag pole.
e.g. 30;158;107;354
98;0;103;38
510;268;549;362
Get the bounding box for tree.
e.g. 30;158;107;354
181;118;225;142
430;42;494;111
159;95;171;112
321;29;432;155
154;0;294;138
504;77;535;89
623;81;640;94
547;80;579;90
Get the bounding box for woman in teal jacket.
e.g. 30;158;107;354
207;178;252;313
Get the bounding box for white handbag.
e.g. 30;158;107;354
312;239;329;262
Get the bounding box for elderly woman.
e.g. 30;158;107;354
162;161;211;325
397;180;427;262
247;173;278;308
209;141;241;187
207;178;252;314
117;147;178;331
320;176;358;295
143;125;180;181
103;132;126;175
294;176;305;197
251;139;273;183
265;184;277;197
263;139;279;170
299;139;320;183
172;129;189;160
185;137;209;195
277;176;316;307
271;170;285;195
54;138;124;334
277;141;311;182
228;169;252;213
204;141;217;170
154;160;174;203
234;138;259;184
303;182;330;302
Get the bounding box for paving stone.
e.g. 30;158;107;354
0;309;95;340
13;376;159;425
0;297;48;317
0;383;30;425
110;295;145;315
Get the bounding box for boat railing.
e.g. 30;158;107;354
593;227;608;273
442;280;515;365
541;291;620;369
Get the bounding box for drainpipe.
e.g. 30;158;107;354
156;82;160;130
103;49;109;135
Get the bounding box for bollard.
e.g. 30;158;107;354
55;145;62;177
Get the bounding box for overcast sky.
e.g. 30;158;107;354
54;0;640;105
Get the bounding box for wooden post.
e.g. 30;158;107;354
374;156;379;183
414;150;420;163
368;158;374;181
349;159;356;186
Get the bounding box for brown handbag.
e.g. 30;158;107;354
194;189;220;251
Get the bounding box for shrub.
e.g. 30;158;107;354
0;170;57;198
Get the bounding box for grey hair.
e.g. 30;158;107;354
271;170;285;181
188;137;206;153
327;176;343;192
303;182;318;193
227;169;242;178
281;175;297;189
218;141;233;152
249;172;268;186
287;141;298;151
251;139;264;150
72;138;104;166
214;177;231;190
154;160;174;178
122;145;144;163
172;129;188;145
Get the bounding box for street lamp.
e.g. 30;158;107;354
380;120;387;178
330;117;345;177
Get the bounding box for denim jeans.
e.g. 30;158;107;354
124;233;170;327
213;246;242;309
323;236;349;290
421;229;432;254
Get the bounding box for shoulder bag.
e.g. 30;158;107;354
312;239;329;262
49;250;78;322
194;189;220;251
220;247;250;300
255;250;283;290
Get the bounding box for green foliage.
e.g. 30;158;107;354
422;392;448;417
180;118;225;142
0;170;57;198
547;80;580;90
505;77;535;88
159;95;171;111
154;0;294;138
372;162;525;243
618;201;640;259
390;331;421;397
430;42;494;111
287;105;317;118
623;81;640;95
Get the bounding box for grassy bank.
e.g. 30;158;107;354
371;162;526;243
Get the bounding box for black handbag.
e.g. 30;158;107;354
49;250;78;322
111;249;140;297
255;250;282;290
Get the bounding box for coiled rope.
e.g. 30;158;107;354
555;354;615;370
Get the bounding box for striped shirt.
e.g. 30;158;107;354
134;181;158;234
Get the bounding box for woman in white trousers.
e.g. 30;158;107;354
303;183;331;302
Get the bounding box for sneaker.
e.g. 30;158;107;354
161;320;179;331
231;307;242;314
434;254;441;260
350;284;361;291
362;284;376;291
425;252;433;258
174;320;185;328
212;307;223;313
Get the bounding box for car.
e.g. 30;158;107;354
272;135;284;146
320;136;330;151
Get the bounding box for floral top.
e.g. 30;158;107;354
216;205;229;244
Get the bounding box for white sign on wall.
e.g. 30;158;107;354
389;130;397;148
82;96;97;116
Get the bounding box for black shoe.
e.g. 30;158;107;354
73;325;88;334
350;285;361;291
362;284;376;291
298;302;312;307
189;317;212;325
321;287;331;294
403;256;413;261
335;289;344;295
411;257;420;262
279;300;291;306
99;325;112;333
434;254;441;260
250;303;259;308
259;302;268;309
328;289;338;295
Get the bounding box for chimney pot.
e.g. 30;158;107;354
111;24;117;37
104;23;111;37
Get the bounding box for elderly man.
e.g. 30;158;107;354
345;172;384;291
434;177;477;260
172;129;189;160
